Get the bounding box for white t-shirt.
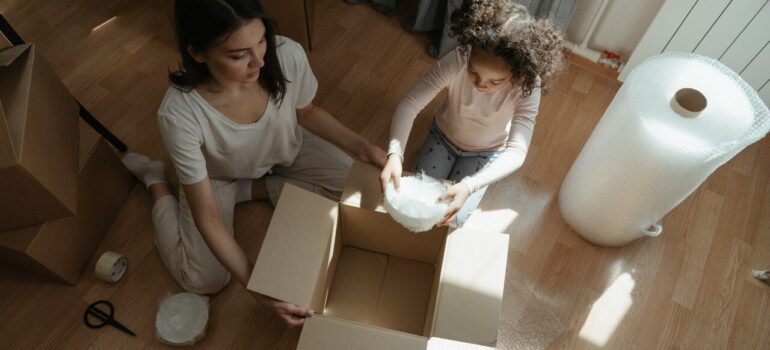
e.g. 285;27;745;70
158;36;317;185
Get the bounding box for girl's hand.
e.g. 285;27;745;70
357;142;387;168
255;293;313;328
437;183;471;226
380;154;403;192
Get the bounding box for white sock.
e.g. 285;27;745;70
122;152;167;189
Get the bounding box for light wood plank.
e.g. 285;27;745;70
1;1;769;349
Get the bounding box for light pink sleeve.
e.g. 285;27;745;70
387;48;465;159
460;85;540;193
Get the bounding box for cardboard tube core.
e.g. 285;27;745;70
672;88;707;117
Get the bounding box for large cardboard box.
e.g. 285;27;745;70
248;163;509;349
161;0;314;51
0;44;79;231
262;0;314;51
0;137;134;284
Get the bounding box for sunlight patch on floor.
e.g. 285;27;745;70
464;208;519;233
91;16;117;32
578;272;636;346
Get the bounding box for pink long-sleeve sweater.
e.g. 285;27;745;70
388;46;540;193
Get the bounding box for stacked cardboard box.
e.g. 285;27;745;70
248;162;509;349
0;44;78;231
0;44;135;284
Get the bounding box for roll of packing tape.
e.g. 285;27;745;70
95;251;128;283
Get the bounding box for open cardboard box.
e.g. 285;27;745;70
248;162;509;349
0;44;79;231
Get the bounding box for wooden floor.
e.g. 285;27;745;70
2;0;770;349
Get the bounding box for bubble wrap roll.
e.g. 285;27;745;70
559;53;770;247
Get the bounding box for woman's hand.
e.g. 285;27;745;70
296;103;386;168
255;293;313;328
436;183;471;226
357;142;387;168
379;154;403;192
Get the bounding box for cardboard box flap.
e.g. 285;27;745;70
0;31;11;50
297;315;429;350
0;224;41;250
340;161;387;213
340;161;453;213
431;229;509;346
247;184;338;310
0;96;12;166
427;337;496;350
339;204;446;264
0;44;32;167
0;44;30;66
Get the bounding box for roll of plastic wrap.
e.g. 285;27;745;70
155;293;209;346
559;52;770;247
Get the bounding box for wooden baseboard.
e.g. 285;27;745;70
565;50;620;83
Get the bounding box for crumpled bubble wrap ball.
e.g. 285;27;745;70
384;173;448;232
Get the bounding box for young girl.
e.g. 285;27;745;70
122;0;385;327
380;0;565;226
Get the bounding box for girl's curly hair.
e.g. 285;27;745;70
450;0;566;97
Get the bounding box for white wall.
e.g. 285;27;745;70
567;0;665;59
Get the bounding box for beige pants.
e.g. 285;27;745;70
152;130;353;294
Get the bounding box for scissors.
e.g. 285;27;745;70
83;300;136;337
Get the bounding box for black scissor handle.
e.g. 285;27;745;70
84;300;114;329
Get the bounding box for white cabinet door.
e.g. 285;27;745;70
693;0;766;58
621;0;770;108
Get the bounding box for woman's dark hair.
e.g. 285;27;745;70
450;0;566;97
169;0;287;104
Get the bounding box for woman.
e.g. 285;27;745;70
123;0;385;327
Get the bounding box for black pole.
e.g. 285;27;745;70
78;105;127;152
0;13;128;152
0;13;23;45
